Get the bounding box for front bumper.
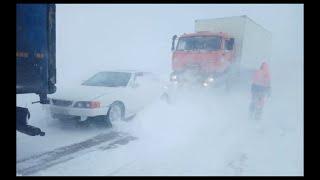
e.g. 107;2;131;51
43;104;108;120
170;72;228;88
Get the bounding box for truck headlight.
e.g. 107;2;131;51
203;77;214;87
171;75;177;80
207;77;214;82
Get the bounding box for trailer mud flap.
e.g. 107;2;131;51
16;107;45;136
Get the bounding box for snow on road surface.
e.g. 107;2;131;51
16;4;303;175
16;61;303;175
17;131;137;175
16;94;110;160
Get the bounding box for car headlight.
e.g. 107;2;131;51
203;82;209;87
74;101;100;108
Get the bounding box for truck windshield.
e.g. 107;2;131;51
82;72;131;87
176;36;221;51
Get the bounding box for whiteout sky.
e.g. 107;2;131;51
17;4;303;176
56;4;303;85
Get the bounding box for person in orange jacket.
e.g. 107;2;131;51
249;62;271;120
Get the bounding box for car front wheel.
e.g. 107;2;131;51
104;102;125;127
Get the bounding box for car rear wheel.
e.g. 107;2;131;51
103;102;125;127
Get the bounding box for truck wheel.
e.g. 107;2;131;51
103;102;125;128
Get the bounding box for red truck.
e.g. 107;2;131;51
169;15;272;89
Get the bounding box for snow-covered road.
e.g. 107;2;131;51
17;131;137;175
16;69;303;176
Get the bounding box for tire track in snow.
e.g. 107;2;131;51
17;131;137;176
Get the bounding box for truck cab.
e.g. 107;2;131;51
170;31;235;86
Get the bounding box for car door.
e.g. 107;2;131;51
137;73;164;107
144;73;165;100
125;72;164;115
120;72;145;115
129;72;157;112
114;73;138;117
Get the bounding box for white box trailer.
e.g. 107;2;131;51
195;15;272;70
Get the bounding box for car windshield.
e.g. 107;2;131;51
176;36;221;51
82;72;131;87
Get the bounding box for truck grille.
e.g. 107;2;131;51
186;64;200;70
52;99;73;107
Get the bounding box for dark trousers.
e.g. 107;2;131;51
249;84;269;119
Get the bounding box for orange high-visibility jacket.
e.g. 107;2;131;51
252;62;271;87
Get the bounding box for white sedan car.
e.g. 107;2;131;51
44;70;168;127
